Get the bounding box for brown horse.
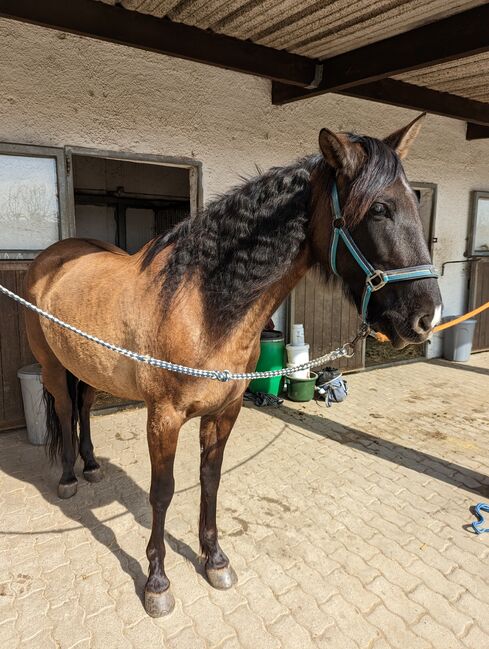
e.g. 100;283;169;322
25;115;441;617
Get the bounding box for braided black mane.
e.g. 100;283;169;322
142;136;401;328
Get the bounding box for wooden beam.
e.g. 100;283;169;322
0;0;318;87
272;4;489;104
339;80;489;128
466;123;489;140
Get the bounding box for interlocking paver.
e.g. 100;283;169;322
236;575;288;626
413;614;462;649
367;575;425;624
277;585;335;639
455;591;489;634
462;624;489;649
410;583;473;637
225;603;280;649
268;611;316;648
408;557;464;601
368;604;430;649
0;352;488;647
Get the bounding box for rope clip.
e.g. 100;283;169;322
214;369;232;382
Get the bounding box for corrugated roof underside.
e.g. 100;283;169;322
396;53;489;102
97;0;487;58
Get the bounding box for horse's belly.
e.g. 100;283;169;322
42;325;143;401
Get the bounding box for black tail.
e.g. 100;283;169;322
43;370;79;462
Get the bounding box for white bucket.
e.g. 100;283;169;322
286;362;309;380
286;343;309;365
17;363;47;445
291;324;305;346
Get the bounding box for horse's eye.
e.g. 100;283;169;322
369;202;388;217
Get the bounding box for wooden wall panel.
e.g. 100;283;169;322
293;269;364;371
0;262;34;430
470;258;489;352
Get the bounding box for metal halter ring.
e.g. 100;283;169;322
366;270;388;291
341;343;356;358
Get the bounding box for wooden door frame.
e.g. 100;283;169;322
411;181;438;257
468;258;489;352
467;190;489;258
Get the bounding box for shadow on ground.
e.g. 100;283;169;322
428;358;489;376
0;420;284;601
270;402;489;498
0;398;487;602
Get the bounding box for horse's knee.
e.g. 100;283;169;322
149;482;175;511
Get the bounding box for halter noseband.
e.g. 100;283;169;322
329;181;439;324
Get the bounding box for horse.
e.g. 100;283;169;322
25;114;442;617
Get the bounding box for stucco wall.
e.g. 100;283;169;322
1;19;488;355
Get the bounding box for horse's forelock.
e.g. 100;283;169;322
343;135;402;226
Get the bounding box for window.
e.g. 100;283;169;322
468;191;489;256
0;144;67;259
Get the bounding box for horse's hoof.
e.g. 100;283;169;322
57;480;77;499
144;588;175;617
206;565;237;590
83;467;103;483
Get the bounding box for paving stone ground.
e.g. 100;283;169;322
1;353;489;649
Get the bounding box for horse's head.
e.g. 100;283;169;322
313;114;442;349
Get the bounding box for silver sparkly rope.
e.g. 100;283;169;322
0;283;355;382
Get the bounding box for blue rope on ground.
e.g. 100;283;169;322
472;503;489;534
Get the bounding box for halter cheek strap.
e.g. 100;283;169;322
330;181;439;323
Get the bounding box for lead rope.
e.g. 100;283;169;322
0;283;369;383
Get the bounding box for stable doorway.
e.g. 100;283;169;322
72;155;191;252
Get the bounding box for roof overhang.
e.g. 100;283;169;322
1;0;488;138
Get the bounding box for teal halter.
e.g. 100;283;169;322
330;181;439;324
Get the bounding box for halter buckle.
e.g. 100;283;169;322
366;270;387;291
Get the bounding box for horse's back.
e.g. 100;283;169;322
26;238;131;294
30;237;127;270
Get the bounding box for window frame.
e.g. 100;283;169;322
468;190;489;257
0;142;69;260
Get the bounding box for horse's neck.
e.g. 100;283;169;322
239;178;330;340
236;246;314;342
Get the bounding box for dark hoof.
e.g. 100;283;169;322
206;565;237;590
83;467;103;483
144;588;175;617
57;480;77;499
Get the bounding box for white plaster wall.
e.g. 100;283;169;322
1;20;489;355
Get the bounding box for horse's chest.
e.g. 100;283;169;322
184;381;246;418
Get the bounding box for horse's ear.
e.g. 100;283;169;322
384;113;425;159
318;129;361;178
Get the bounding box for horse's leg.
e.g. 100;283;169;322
144;403;182;617
78;383;102;483
199;399;241;589
42;364;79;499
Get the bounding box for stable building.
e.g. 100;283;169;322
0;0;488;430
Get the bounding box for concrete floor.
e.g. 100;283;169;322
1;353;489;649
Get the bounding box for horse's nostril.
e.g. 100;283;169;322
414;314;433;335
